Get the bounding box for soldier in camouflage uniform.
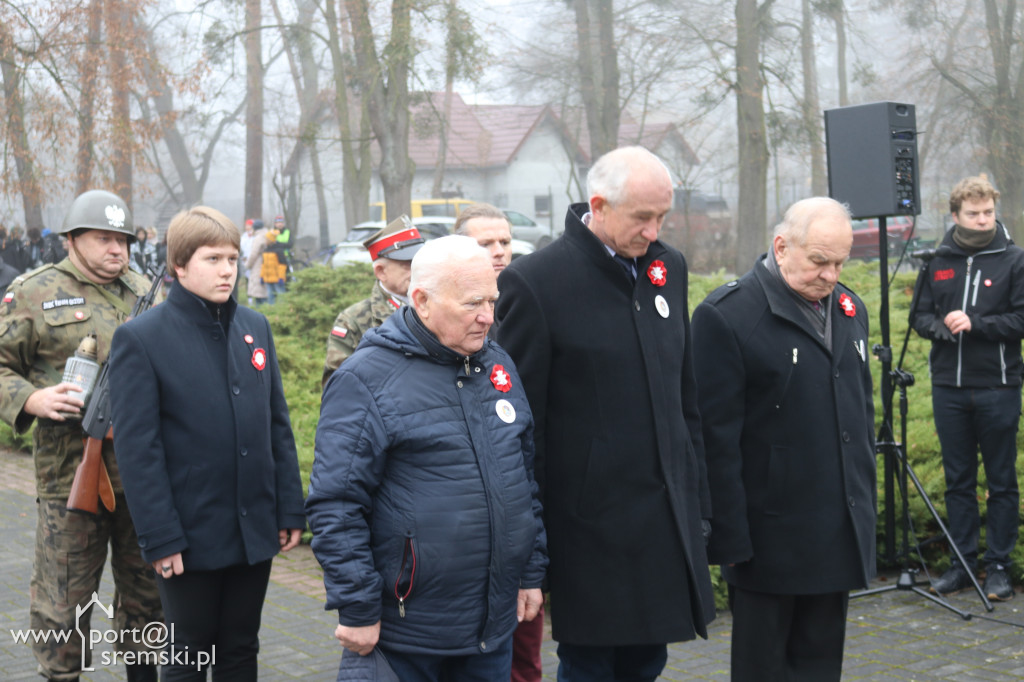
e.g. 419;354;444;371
322;216;425;389
0;190;162;682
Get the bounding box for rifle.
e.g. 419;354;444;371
67;265;166;514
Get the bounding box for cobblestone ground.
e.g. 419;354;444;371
2;447;1023;680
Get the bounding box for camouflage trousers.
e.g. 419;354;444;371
30;496;163;680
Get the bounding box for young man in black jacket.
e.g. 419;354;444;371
912;176;1024;601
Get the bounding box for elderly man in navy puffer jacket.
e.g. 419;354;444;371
307;235;547;682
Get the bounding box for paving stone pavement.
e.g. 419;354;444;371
2;447;1023;680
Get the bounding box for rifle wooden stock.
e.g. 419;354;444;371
67;428;115;514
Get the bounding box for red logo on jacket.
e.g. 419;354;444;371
935;268;956;281
490;365;512;393
647;260;667;287
252;348;267;371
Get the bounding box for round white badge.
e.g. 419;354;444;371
655;295;670;319
496;399;516;424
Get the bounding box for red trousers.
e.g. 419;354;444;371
511;604;545;682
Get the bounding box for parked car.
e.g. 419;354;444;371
370;198;475;222
850;216;920;260
330;217;533;268
502;209;561;249
329;221;381;268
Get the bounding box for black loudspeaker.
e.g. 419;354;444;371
824;102;920;219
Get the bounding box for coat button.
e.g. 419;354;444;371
240;448;247;457
833;369;840;378
139;538;148;547
474;367;481;373
240;508;247;517
212;333;220;341
842;431;850;442
457;381;463;388
634;301;640;311
848;496;856;507
232;386;240;395
480;641;487;651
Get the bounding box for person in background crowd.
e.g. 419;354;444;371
109;205;305;681
130;227;157;275
25;227;44;270
912;176;1024;602
245;219;268;305
496;146;715;681
308;235;546;681
692;197;876;682
0;189;163;682
321;216;424;389
261;229;288;304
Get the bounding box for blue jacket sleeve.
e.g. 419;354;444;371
306;369;390;626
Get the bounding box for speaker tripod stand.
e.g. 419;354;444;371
850;216;993;617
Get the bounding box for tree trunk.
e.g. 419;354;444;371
574;0;620;160
76;0;103;194
0;32;44;230
801;0;827;196
345;0;414;220
325;0;372;231
106;0;133;207
735;0;769;272
245;0;264;220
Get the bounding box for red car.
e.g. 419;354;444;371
850;216;917;260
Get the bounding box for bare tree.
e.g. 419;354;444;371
345;0;414;220
734;0;774;271
0;24;43;229
800;0;827;195
321;0;373;230
574;0;620;159
245;0;264;220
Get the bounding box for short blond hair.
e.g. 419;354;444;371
949;176;1000;215
166;206;240;278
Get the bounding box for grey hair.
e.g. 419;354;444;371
454;203;509;235
409;235;491;296
773;197;852;245
586;146;673;206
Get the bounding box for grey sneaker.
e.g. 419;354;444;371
983;564;1014;601
930;563;972;595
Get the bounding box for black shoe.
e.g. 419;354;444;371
930;563;972;595
984;564;1014;601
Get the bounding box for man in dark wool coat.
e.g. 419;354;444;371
496;145;715;681
691;196;877;681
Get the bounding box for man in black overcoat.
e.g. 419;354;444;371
496;146;715;681
691;197;877;681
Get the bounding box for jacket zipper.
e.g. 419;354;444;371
956;256;973;387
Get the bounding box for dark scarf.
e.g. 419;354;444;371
952;224;996;253
763;252;833;351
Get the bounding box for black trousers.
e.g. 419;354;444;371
728;586;849;682
156;559;273;682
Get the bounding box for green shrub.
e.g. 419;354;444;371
268;261;1024;599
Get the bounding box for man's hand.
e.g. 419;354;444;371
24;383;84;421
279;528;302;552
152;552;184;579
335;622;380;656
944;310;972;334
517;588;543;623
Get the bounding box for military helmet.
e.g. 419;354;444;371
59;189;135;241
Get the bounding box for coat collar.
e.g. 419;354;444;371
167;279;238;327
752;255;855;357
564;202;669;288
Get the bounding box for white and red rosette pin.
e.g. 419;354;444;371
490;364;512;393
251;347;267;371
839;293;856;317
647;260;667;287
